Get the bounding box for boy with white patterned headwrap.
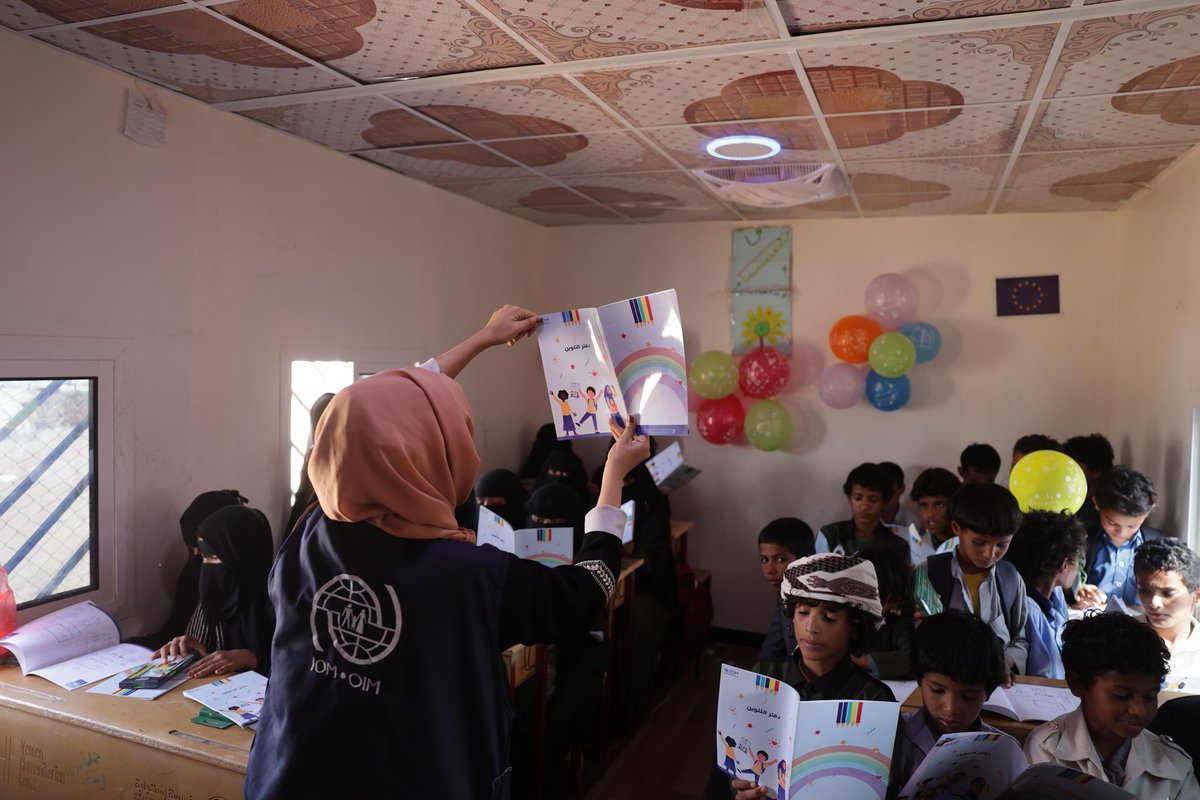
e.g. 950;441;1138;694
727;553;896;800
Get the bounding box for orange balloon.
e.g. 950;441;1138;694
829;315;884;363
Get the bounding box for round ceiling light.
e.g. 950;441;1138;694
705;135;782;161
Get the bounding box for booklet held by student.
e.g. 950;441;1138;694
644;442;702;492
621;499;636;546
716;664;900;799
982;681;1079;722
0;600;153;690
184;670;268;728
537;289;688;439
899;730;1134;799
476;508;574;567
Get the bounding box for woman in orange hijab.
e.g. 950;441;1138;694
245;305;649;800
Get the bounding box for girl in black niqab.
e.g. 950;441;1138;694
156;505;275;677
474;468;527;529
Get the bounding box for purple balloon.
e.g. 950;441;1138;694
864;273;919;328
818;363;866;410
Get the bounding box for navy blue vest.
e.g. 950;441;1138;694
244;512;514;799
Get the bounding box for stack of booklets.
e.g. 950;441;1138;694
0;601;153;690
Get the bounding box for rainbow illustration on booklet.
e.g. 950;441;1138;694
475;509;573;567
717;664;899;800
536;289;688;439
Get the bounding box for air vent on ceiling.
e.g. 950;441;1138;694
692;163;848;208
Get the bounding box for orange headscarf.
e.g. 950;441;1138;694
308;368;480;541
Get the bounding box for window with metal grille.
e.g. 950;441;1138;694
0;378;99;608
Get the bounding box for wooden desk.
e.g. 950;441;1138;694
670;519;694;562
0;666;252;798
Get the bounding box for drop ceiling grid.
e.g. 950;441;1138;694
5;0;1200;223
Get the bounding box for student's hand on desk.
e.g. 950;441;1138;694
731;779;768;799
188;648;256;678
480;304;542;348
154;635;207;661
1074;584;1106;607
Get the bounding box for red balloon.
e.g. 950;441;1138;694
697;395;745;445
738;346;791;399
829;315;884;363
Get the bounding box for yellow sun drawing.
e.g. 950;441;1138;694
741;304;786;348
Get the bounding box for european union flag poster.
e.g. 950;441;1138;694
996;275;1060;317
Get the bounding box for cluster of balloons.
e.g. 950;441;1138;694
1008;450;1089;514
818;273;942;412
689;347;795;451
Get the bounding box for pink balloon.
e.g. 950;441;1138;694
864;273;919;328
788;343;825;391
819;363;866;410
738;346;791;399
697;395;745;444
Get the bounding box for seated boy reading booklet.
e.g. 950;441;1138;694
476;508;574;567
0;600;152;690
900;730;1134;799
716;664;900;799
537;289;688;439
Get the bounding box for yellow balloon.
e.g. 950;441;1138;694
1008;450;1088;513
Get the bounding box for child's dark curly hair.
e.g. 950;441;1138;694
1061;612;1169;685
783;597;877;657
1006;510;1087;586
1134;538;1200;592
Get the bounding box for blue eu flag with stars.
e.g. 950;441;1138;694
996;275;1060;316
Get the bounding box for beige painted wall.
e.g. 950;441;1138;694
0;33;548;631
544;213;1125;631
1111;148;1200;539
4;29;1194;638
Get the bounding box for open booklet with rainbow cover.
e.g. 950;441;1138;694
476;508;573;567
536;289;688;440
716;664;900;799
899;730;1134;799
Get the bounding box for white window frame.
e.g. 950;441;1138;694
0;336;133;625
279;347;423;529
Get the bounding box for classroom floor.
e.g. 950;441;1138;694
581;641;758;800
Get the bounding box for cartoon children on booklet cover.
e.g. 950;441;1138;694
553;385;619;436
552;390;576;436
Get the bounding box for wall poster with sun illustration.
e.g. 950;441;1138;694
731;227;792;356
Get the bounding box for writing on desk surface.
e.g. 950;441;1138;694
4;736;104;792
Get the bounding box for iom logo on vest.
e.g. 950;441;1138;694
309;573;402;692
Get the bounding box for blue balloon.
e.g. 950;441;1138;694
899;321;941;364
865;371;911;411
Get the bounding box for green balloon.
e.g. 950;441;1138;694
868;332;917;379
744;400;794;451
1008;450;1089;513
689;350;738;400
